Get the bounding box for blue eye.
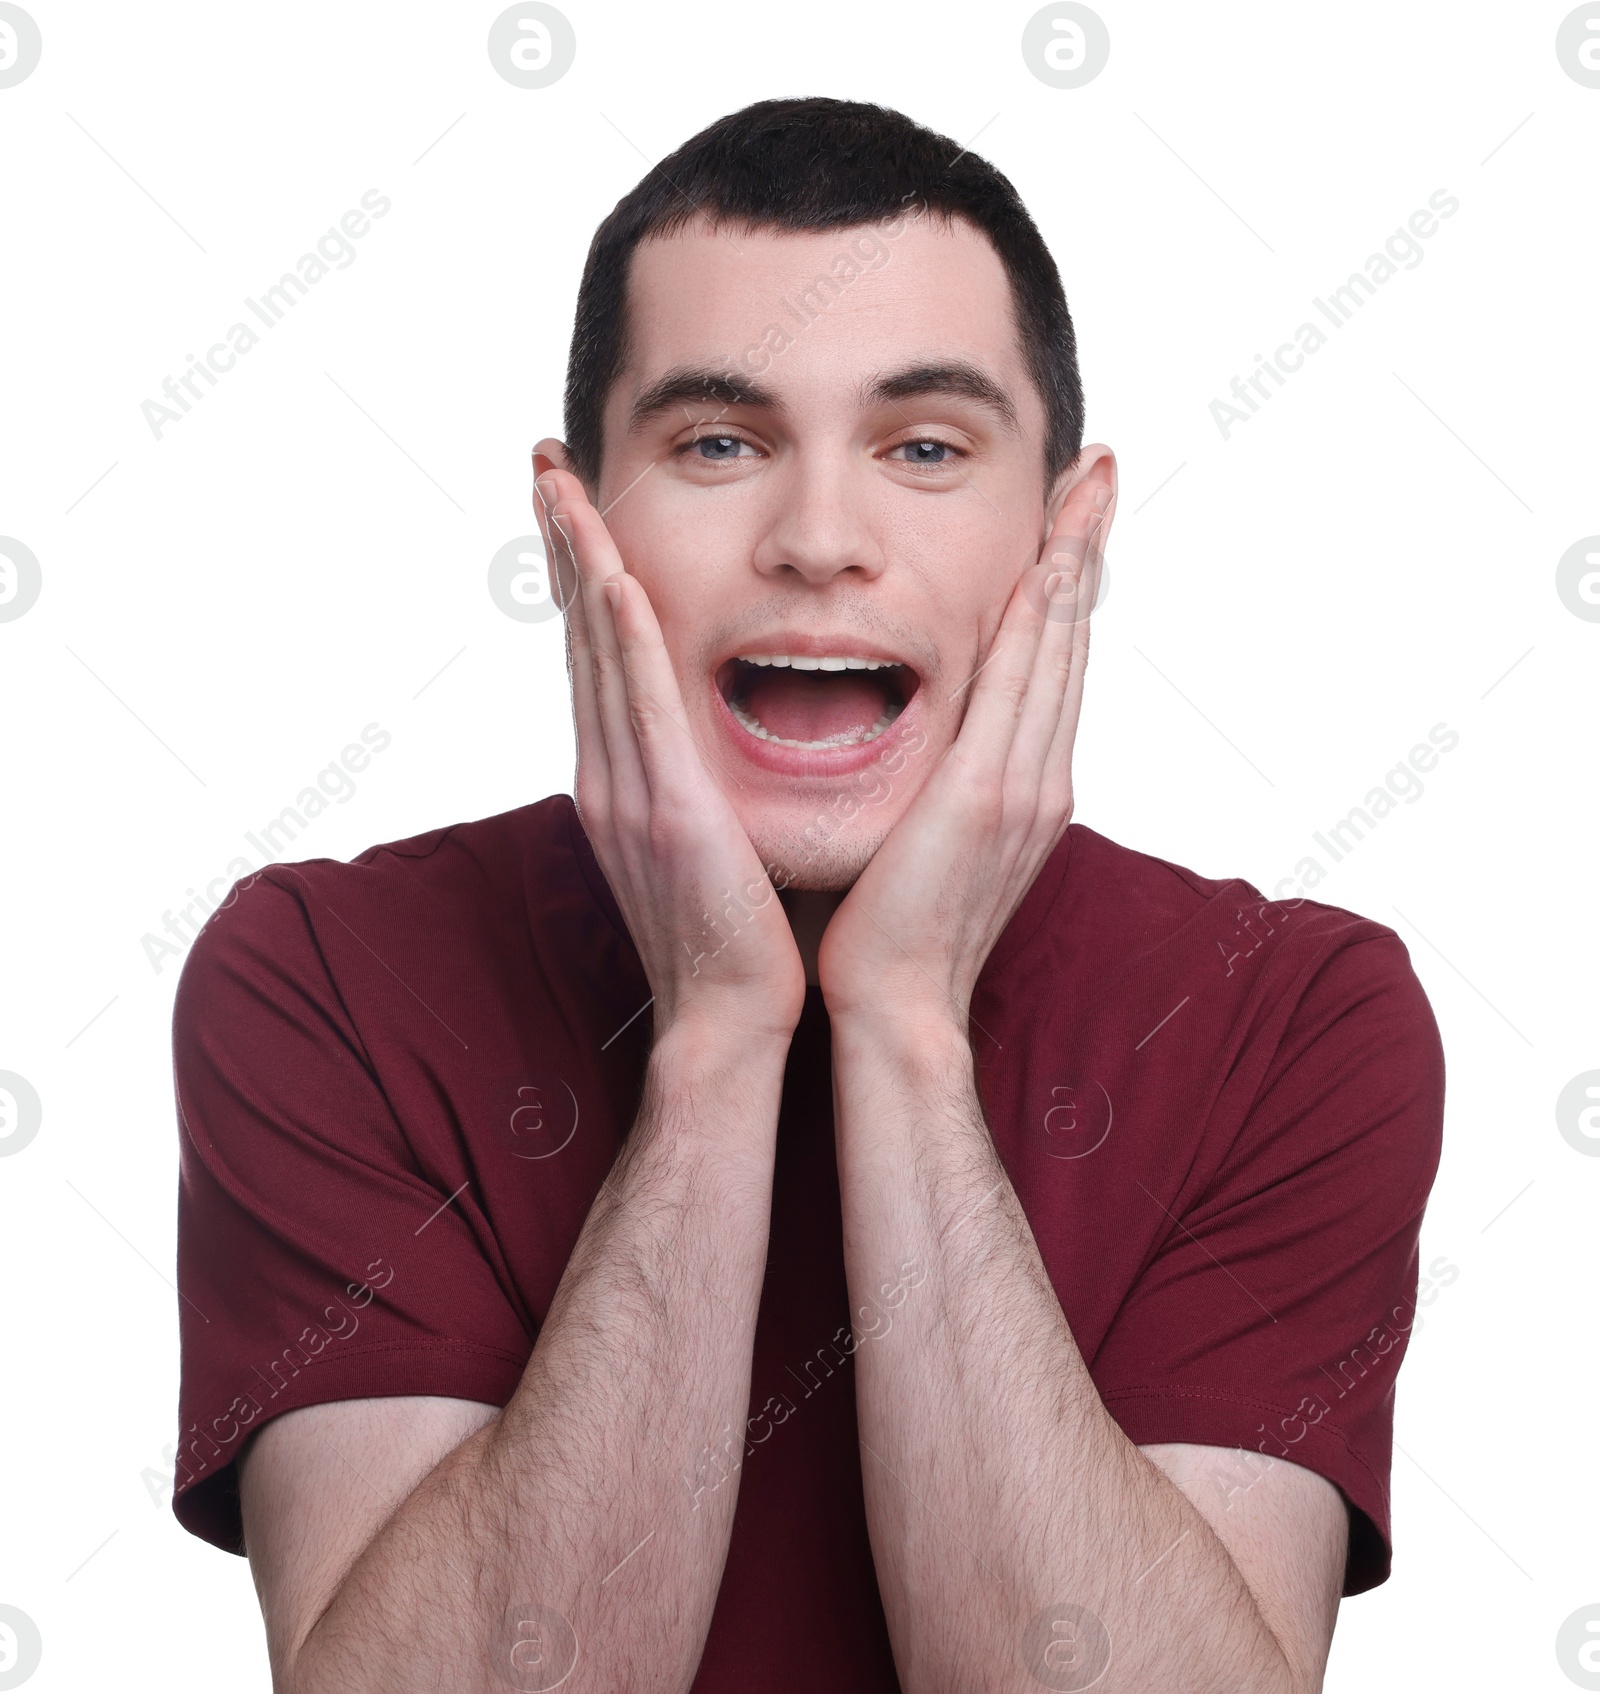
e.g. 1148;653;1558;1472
900;440;951;463
693;436;745;459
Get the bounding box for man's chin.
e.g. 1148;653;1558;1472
745;814;890;894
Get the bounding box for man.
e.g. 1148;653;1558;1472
171;99;1444;1692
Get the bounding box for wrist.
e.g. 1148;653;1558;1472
648;1013;794;1085
633;1020;793;1181
828;999;975;1079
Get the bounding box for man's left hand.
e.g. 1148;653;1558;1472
817;470;1116;1035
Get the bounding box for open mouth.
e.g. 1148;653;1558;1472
715;652;919;751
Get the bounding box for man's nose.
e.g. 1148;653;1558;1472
749;451;886;585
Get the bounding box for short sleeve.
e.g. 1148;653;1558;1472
1090;930;1445;1593
170;869;531;1553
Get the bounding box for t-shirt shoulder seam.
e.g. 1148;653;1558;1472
1073;827;1271;917
1078;828;1404;947
238;799;568;888
354;828;463;867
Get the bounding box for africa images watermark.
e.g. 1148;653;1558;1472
1268;721;1459;904
140;189;392;440
1214;1253;1460;1523
707;191;929;387
683;1252;929;1513
1210;190;1459;440
490;195;929;625
679;718;930;977
140;723;392;973
148;1254;397;1506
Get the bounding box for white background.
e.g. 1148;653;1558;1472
1;2;1596;1689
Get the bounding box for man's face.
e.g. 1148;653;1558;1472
581;211;1082;889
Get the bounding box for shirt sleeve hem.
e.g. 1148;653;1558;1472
173;1339;528;1555
1099;1385;1392;1595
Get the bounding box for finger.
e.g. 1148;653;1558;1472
1011;485;1114;791
534;470;611;800
540;470;649;800
532;466;590;673
602;568;716;810
530;459;581;619
543;471;733;803
560;494;648;800
1035;478;1111;630
946;476;1110;834
1037;490;1115;817
946;540;1055;780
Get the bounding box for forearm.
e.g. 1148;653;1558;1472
290;1025;787;1694
833;1014;1300;1694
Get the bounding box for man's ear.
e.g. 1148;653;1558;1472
1043;443;1118;538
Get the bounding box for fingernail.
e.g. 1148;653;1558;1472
535;474;558;508
1092;486;1113;515
602;576;622;605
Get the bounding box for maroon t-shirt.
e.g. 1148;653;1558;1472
171;795;1443;1685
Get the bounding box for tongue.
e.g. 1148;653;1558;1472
741;670;892;743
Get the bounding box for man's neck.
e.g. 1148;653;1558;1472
780;889;847;988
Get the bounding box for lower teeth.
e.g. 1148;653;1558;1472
729;700;901;748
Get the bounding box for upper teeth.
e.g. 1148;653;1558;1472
736;654;902;671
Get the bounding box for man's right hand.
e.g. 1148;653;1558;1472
239;455;804;1687
532;444;806;1048
238;450;800;1694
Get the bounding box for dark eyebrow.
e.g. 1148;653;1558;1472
626;359;1020;436
627;366;783;434
863;362;1020;434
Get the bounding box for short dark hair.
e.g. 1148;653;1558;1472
562;97;1084;487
